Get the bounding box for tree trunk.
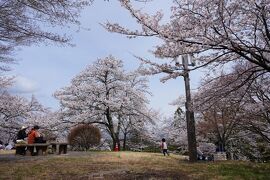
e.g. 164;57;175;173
183;55;197;162
123;132;127;150
114;115;121;151
105;107;121;151
104;106;124;151
108;125;120;151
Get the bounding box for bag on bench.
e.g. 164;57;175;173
35;136;46;143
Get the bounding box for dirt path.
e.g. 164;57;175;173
0;151;94;162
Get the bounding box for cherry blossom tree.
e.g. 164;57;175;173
0;92;78;144
0;0;93;67
0;0;94;97
196;100;241;153
119;108;155;150
0;0;151;70
195;62;269;140
55;55;153;150
194;60;270;160
237;72;270;161
0;92;45;144
241;76;270;143
0;0;112;144
116;71;159;150
105;0;270;75
103;0;270;161
0;76;13;90
159;108;187;147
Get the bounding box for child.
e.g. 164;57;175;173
161;138;169;156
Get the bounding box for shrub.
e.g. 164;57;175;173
68;124;101;151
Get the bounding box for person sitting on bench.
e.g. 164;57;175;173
16;126;28;155
28;125;46;155
28;125;46;144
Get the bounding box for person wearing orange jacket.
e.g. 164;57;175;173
28;125;41;144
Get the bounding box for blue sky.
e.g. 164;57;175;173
9;0;203;116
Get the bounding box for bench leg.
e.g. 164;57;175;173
37;147;48;156
59;145;62;154
15;147;26;155
57;145;60;154
51;144;68;154
52;145;57;154
25;147;34;156
60;145;67;154
32;146;38;156
44;147;48;155
37;148;43;156
59;145;68;154
63;146;67;154
25;150;32;156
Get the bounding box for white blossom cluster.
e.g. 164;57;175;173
0;90;46;143
54;55;155;148
194;61;270;160
105;0;270;82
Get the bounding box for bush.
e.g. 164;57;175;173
68;124;101;151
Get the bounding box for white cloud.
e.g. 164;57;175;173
9;75;39;94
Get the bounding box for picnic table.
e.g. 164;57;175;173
15;143;50;156
50;142;68;155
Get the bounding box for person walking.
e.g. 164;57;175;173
161;138;169;156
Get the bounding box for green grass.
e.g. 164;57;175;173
0;151;269;179
217;162;270;180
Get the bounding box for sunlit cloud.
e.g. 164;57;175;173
8;75;39;94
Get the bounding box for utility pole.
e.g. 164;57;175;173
177;55;197;162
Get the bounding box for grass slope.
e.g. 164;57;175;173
0;151;269;179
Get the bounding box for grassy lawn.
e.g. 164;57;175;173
0;151;269;179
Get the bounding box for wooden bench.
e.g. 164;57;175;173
15;143;50;156
50;142;68;155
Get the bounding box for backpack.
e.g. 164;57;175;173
35;136;46;143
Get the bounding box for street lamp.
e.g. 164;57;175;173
175;54;197;162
